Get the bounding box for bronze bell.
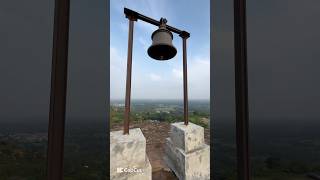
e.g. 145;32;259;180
148;18;177;60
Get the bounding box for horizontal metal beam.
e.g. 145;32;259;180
124;7;190;38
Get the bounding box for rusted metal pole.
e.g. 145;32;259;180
123;17;136;134
47;0;70;179
182;38;188;125
234;0;251;179
180;32;190;125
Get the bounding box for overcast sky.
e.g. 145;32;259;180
1;0;320;121
110;0;210;100
213;0;320;121
0;0;107;121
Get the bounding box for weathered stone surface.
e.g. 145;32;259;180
164;138;210;180
111;156;152;180
164;122;210;180
110;128;151;180
170;122;205;153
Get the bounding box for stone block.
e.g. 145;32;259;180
164;122;210;180
170;122;205;153
164;138;210;180
110;128;151;180
111;156;152;180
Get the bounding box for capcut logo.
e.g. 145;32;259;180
117;167;143;173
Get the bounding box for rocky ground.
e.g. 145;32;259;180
111;121;210;180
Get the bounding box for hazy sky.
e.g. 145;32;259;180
110;0;210;100
0;0;107;121
213;0;320;120
1;0;320;121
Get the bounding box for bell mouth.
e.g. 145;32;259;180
147;44;177;60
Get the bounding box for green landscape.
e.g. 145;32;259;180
1;100;320;179
110;99;210;128
0;121;106;180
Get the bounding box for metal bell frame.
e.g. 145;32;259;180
123;8;190;134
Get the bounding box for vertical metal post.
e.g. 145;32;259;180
123;17;135;134
47;0;70;179
182;38;188;125
234;0;251;180
180;32;190;125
